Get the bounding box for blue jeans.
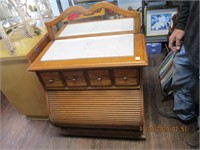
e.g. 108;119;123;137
172;46;199;122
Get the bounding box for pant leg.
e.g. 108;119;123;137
172;46;199;121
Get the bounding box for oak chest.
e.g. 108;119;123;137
29;2;148;139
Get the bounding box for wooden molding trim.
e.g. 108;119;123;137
45;2;140;40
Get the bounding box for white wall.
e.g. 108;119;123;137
49;0;69;17
60;0;69;11
117;0;142;10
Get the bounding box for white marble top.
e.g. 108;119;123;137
41;34;134;61
58;18;134;37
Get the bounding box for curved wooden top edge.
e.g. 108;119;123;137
90;1;140;17
45;2;140;27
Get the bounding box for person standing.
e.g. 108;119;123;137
159;1;199;147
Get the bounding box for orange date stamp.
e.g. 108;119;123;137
140;126;188;132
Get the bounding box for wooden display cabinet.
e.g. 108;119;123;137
29;2;148;138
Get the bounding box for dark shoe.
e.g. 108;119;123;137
186;127;199;147
159;107;197;124
159;107;179;119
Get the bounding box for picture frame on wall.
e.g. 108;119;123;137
145;7;178;36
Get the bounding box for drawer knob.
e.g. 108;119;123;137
97;77;102;81
72;78;77;82
123;76;128;80
48;79;54;83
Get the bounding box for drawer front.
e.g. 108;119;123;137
87;70;112;86
114;68;139;86
63;71;87;87
39;72;64;88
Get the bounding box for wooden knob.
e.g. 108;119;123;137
72;78;77;82
123;76;128;80
48;79;54;83
97;77;102;81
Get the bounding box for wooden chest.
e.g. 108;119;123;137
29;2;148;139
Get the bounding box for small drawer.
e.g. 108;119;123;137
87;70;112;86
39;72;64;88
114;68;139;86
63;71;87;87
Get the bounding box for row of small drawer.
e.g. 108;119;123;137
38;68;139;88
